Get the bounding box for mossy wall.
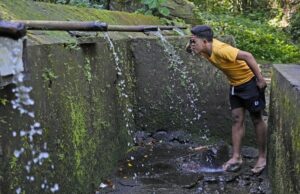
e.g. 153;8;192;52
0;1;157;193
268;64;300;194
0;36;137;193
1;34;257;193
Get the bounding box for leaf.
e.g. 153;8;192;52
159;7;170;16
145;10;153;15
145;0;156;9
158;0;167;4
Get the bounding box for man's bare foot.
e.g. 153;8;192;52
251;157;266;174
222;157;243;172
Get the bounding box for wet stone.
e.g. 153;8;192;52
152;130;169;141
134;131;151;145
100;130;272;194
151;162;177;174
167;130;192;143
241;146;259;158
160;172;203;188
118;179;140;187
139;177;166;185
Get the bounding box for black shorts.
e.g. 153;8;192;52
229;77;266;113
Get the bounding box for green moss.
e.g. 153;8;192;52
269;71;300;193
0;0;162;26
0;0;162;44
67;96;88;183
8;156;23;191
84;58;92;83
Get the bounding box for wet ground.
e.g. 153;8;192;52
97;130;272;194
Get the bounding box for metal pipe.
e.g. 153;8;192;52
11;20;187;32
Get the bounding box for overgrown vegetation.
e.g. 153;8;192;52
189;0;300;63
32;0;300;63
289;12;300;43
197;12;300;63
136;0;170;17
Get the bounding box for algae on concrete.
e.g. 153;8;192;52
268;64;300;194
0;0;163;45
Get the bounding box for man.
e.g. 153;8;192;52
187;25;267;174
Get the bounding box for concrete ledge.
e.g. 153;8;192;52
268;64;300;194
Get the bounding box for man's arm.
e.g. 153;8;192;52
236;50;267;89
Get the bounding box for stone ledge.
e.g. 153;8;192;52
273;64;300;92
268;64;300;194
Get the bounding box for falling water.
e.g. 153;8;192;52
103;32;135;145
152;29;209;140
5;37;59;193
173;28;185;36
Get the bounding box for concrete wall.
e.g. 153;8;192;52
0;36;136;193
268;64;300;194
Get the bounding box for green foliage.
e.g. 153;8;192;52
197;12;300;63
33;0;106;9
289;11;300;43
137;0;170;17
189;0;270;14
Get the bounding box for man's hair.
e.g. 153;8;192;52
191;25;213;42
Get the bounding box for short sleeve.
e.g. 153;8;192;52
215;44;239;62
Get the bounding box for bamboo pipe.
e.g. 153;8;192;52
0;21;26;39
11;20;187;32
12;20;107;31
107;25;186;32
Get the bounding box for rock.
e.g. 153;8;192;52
160;0;200;24
241;146;258;159
152;130;168;141
134;131;151;145
168;130;191;143
160;172;203;188
109;0;142;13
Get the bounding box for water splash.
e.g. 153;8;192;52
173;28;185;36
151;29;209;140
103;32;136;144
7;37;59;193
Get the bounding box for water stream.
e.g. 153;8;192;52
103;32;136;145
5;37;59;193
151;30;209;140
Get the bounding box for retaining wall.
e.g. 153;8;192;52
268;64;300;194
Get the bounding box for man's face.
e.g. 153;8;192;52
190;35;206;54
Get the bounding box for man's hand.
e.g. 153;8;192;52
256;77;267;90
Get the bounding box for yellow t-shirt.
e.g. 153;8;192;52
208;39;254;86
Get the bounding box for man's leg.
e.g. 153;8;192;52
250;111;267;172
223;107;245;170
